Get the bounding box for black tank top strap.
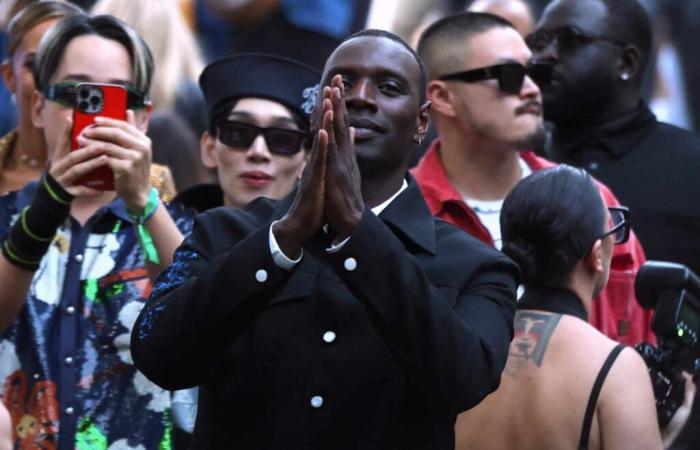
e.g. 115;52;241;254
578;343;626;450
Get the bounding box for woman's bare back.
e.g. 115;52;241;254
455;310;662;450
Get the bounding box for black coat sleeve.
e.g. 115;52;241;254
131;205;293;390
327;209;518;415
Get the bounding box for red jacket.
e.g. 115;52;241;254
411;141;654;345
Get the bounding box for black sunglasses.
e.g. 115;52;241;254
44;81;148;110
601;206;630;245
216;121;308;156
525;26;626;53
438;63;553;94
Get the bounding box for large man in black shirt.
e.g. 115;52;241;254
131;30;518;449
529;0;700;275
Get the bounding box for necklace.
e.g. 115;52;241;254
17;152;41;168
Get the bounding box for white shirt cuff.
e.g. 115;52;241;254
326;236;350;253
269;221;302;269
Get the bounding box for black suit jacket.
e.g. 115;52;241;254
132;177;518;450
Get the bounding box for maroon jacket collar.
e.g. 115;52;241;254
409;139;462;216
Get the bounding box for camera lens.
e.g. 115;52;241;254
90;96;100;105
79;89;90;98
79;101;89;111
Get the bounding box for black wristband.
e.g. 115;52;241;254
2;171;73;270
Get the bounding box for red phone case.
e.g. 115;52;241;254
71;83;128;191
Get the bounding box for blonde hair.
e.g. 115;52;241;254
91;0;204;110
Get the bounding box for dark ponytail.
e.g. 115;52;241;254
500;165;606;288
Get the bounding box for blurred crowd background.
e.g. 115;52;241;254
0;0;698;191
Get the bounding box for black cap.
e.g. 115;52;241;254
199;53;321;131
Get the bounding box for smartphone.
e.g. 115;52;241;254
71;83;128;191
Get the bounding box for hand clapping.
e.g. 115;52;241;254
273;74;365;257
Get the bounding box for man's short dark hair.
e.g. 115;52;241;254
417;12;515;81
465;0;539;17
598;0;653;71
340;28;426;104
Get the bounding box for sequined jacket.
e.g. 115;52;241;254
0;181;192;450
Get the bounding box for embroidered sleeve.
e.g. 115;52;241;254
150;248;202;299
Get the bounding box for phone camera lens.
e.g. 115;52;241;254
79;101;90;111
79;90;90;98
90;96;100;105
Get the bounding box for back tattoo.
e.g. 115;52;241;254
505;311;561;378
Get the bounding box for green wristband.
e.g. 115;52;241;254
127;187;160;265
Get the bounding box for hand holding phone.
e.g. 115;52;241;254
71;83;128;190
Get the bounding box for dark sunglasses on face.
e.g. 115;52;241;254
601;206;630;245
438;62;553;94
216;121;308;156
525;26;625;53
43;81;149;110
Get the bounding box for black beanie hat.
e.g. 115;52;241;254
199;53;321;132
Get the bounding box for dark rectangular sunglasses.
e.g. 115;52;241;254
602;206;630;245
216;121;308;156
525;26;625;53
44;81;148;110
438;62;553;94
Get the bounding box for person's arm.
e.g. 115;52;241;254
131;112;330;388
130;206;295;390
143;201;186;270
0;117;116;332
598;347;664;450
132;93;331;389
77;111;183;275
0;257;34;333
662;373;696;448
327;210;518;414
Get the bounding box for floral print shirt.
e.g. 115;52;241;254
0;181;193;450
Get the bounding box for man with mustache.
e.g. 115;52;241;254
413;12;653;346
131;29;519;449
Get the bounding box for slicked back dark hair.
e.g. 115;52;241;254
598;0;653;71
500;165;607;289
339;28;426;104
417;12;515;80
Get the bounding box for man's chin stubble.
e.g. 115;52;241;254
514;125;547;151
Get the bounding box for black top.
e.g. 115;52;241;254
132;177;519;450
579;344;625;450
546;102;700;275
517;287;587;321
172;183;224;213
